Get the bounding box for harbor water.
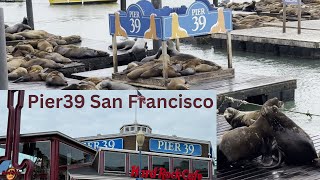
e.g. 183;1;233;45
1;0;320;135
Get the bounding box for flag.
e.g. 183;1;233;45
137;90;146;104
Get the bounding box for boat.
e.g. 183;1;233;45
49;0;117;5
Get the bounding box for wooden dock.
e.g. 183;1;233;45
8;78;81;90
264;20;320;31
217;115;320;180
71;66;296;106
202;25;320;58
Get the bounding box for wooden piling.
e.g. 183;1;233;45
283;3;286;33
152;0;162;52
26;0;34;30
162;41;168;86
112;35;118;73
226;32;233;68
0;8;8;90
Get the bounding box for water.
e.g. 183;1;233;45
1;0;320;135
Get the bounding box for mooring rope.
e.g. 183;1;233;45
218;96;320;119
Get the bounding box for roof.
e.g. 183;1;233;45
0;131;96;154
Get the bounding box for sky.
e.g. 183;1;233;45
0;90;217;148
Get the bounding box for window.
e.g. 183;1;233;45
59;142;92;166
0;144;5;156
104;151;126;173
138;127;141;131
152;156;169;171
173;158;189;171
126;127;130;132
19;141;51;180
192;160;209;178
131;127;135;131
129;154;148;171
142;127;147;132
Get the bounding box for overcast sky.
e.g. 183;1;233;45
0;90;217;148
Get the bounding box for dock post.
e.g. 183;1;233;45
283;3;286;33
0;8;9;90
226;32;233;69
297;0;301;34
162;41;168;86
112;35;118;73
152;0;162;52
120;0;126;11
175;38;180;52
26;0;34;30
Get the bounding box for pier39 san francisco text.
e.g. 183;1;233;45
28;94;215;109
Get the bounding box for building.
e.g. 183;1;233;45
0;123;213;180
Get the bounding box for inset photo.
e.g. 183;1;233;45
0;90;216;180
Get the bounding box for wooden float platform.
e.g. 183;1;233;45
59;62;86;78
264;20;320;31
71;66;296;105
209;26;320;58
216;115;320;180
8;78;81;90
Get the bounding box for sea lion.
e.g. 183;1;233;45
53;45;109;58
128;39;148;61
180;68;196;76
7;57;26;72
218;105;274;163
167;66;181;78
8;67;28;80
127;68;146;80
45;71;68;86
37;40;54;53
5;24;8;29
167;78;189;90
62;35;82;44
13;66;45;83
21;58;64;69
96;80;137;90
243;1;256;12
27;65;43;73
223;108;259;129
141;54;157;63
31;50;72;64
12;44;35;57
5;23;32;34
223;98;284;129
140;64;163;78
195;64;217;72
109;38;136;51
262;105;318;165
62;81;98;90
5;33;25;41
127;62;139;70
6;46;15;54
82;77;104;85
15;30;55;40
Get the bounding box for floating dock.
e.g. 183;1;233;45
217;115;320;180
72;66;296;106
8;78;81;90
206;23;320;59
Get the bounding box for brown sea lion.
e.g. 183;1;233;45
109;38;136;51
218;106;274;163
167;78;189;90
62;35;82;44
140;64;162;78
5;33;25;41
6;46;15;54
127;68;146;80
45;71;68;86
223;98;284;129
53;45;109;58
223;108;259;129
167;66;181;78
21;58;64;69
127;39;148;61
195;64;216;72
37;40;54;53
180;67;196;76
82;77;104;85
27;65;43;73
12;44;35;57
8;67;28;80
5;23;32;34
96;80;137;90
7;57;26;72
262;105;318;165
127;62;139;70
62;81;98;90
15;30;55;40
31;50;72;64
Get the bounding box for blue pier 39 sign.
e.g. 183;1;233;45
83;138;123;150
109;0;232;40
149;138;202;156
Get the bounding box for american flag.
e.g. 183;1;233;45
137;90;146;103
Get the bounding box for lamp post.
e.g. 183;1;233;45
136;130;145;180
